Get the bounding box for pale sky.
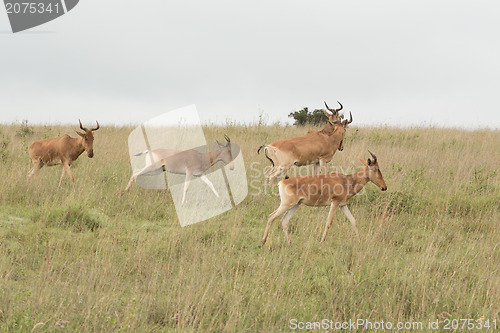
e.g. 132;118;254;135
1;1;499;128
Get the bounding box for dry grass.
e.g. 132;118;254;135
0;122;499;332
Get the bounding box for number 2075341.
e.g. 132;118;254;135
442;318;497;330
5;2;61;14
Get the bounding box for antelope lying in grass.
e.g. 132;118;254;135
261;151;387;246
27;120;100;190
122;135;234;204
258;101;352;181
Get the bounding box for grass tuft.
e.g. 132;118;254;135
31;203;105;232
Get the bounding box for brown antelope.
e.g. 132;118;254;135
261;151;387;246
122;135;234;204
27;120;100;190
258;101;352;181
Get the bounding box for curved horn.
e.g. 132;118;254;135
343;112;353;126
91;120;100;131
325;101;343;113
224;134;230;143
335;101;343;112
324;101;333;112
368;150;377;163
78;119;89;132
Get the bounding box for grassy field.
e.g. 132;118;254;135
0;121;499;332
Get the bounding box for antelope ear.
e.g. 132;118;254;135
358;158;368;166
75;131;85;137
216;140;223;147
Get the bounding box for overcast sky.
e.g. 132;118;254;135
1;1;499;128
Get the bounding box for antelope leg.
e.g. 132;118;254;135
267;165;291;181
181;172;193;204
265;166;281;180
262;204;289;245
58;163;75;191
62;163;75;191
200;175;219;197
313;163;319;175
58;166;66;189
122;174;136;194
27;159;42;179
340;205;361;243
281;204;300;245
320;201;339;243
319;159;326;175
122;162;166;194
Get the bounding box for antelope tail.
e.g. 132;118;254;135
257;145;274;167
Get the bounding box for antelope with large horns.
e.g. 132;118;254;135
261;151;386;246
323;100;343;123
326;101;353;129
258;101;352;180
122;135;234;204
27;120;100;190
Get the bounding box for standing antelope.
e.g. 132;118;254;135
122;135;234;204
261;151;387;246
258;101;352;181
27;120;100;190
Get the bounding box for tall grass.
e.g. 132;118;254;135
0;123;499;332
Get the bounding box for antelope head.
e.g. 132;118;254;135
216;134;234;170
323;101;343;125
359;151;387;191
324;101;350;151
75;120;100;158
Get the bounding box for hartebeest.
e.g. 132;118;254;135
27;120;100;189
258;101;352;181
261;151;387;246
122;135;234;204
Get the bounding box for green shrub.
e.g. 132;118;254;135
15;120;34;138
288;107;340;126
